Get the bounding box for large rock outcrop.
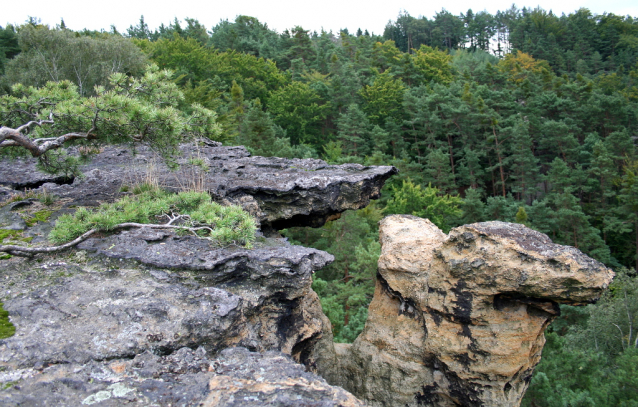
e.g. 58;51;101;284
0;145;394;405
0;143;397;231
326;215;614;407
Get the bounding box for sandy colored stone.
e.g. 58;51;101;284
328;216;614;407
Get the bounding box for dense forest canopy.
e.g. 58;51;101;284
1;7;638;405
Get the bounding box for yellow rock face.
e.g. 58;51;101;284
330;215;614;407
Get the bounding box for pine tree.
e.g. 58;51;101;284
336;104;371;157
506;117;541;201
461;188;486;224
423;148;457;193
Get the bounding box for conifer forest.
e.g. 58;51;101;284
1;7;638;405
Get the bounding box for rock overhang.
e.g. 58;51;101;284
0;143;398;231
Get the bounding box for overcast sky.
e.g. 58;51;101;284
4;0;638;35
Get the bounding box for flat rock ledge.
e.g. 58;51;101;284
0;232;364;405
0;346;365;407
321;216;614;407
0;144;397;231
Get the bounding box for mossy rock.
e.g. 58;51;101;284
0;301;15;339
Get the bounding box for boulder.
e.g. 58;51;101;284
0;232;332;369
327;215;614;407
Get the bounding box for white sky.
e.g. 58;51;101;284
3;0;638;35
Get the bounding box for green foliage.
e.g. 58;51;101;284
3;25;146;96
236;99;316;158
141;35;287;104
412;45;455;84
384;179;462;232
209;16;280;60
359;71;406;125
523;269;638;406
267;81;330;147
0;24;20;75
515;206;529;225
49;187;256;248
0;301;15;339
1;65;222;174
284;206;382;342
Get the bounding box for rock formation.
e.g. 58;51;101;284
0;145;395;405
323;215;614;407
0;145;618;406
0;143;397;232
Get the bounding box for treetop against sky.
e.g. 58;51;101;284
3;0;638;36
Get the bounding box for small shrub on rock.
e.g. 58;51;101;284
49;187;256;248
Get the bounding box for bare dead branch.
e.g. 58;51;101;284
15;113;54;133
0;126;95;157
0;222;214;257
0;229;97;256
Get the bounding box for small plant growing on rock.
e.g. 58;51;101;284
37;189;57;206
1;186;256;257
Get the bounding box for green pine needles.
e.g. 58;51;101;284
49;186;256;248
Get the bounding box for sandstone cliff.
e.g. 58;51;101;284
322;215;614;407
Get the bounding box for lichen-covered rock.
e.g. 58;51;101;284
328;216;614;407
0;346;366;406
0;144;394;406
0;233;333;373
0;144;397;230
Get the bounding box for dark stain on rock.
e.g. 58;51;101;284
454;352;473;368
429;357;484;407
429;308;442;326
272;295;301;347
459;324;472;339
378;272;427;335
415;384;439;405
291;330;321;369
451;280;473;324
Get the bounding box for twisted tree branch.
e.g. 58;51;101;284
0;221;214;257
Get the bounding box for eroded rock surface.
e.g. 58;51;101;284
0;233;332;369
326;215;614;407
0;144;397;230
0;143;385;406
1;347;365;407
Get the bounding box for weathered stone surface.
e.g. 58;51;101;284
0;346;365;406
327;216;614;407
0;144;397;230
0;143;395;406
0;233;332;371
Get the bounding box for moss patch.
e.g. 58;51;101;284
0;301;15;339
0;229;21;242
24;210;53;227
